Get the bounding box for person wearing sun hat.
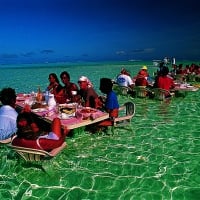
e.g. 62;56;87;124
133;65;151;87
135;70;149;87
140;65;149;76
142;65;147;70
78;76;93;88
138;66;149;77
78;76;102;108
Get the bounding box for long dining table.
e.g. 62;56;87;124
171;83;199;92
16;94;109;130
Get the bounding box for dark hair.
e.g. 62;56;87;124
99;78;113;94
60;71;70;81
16;112;37;139
17;112;34;126
0;87;16;105
161;66;169;76
121;68;130;76
49;73;60;83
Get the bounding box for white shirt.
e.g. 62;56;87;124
116;74;134;87
0;105;18;140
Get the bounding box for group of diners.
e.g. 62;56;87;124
115;62;200;99
46;71;98;107
170;62;200;82
116;65;153;89
0;76;119;151
156;61;200;84
116;64;175;98
171;62;200;77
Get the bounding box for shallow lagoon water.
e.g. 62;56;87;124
0;61;200;199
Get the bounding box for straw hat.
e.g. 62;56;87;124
141;66;148;70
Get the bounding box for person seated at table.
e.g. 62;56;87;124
0;87;18;140
134;70;149;87
97;78;119;127
12;112;68;151
183;65;190;75
140;66;149;77
133;66;149;85
46;73;63;100
176;64;184;75
0;87;40;141
78;76;102;109
175;64;185;82
116;68;134;89
154;66;175;97
155;62;166;77
59;71;79;104
170;64;177;78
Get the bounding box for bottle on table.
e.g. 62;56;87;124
36;86;43;103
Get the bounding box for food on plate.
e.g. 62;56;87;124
60;107;75;115
82;116;90;120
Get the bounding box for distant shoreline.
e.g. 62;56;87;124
0;60;199;69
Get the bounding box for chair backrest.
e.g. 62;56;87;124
10;142;66;161
12;146;52;161
112;84;132;96
152;88;172;100
114;101;135;126
124;101;135;116
134;86;149;98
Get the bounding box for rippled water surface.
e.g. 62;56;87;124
0;62;200;199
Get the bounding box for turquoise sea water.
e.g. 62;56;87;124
0;61;200;199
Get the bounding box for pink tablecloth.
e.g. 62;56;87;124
16;98;109;130
173;85;199;92
35;108;109;130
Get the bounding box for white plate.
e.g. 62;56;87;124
32;108;47;113
59;103;77;109
60;113;73;119
16;97;25;101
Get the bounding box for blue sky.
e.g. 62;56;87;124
0;0;199;64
